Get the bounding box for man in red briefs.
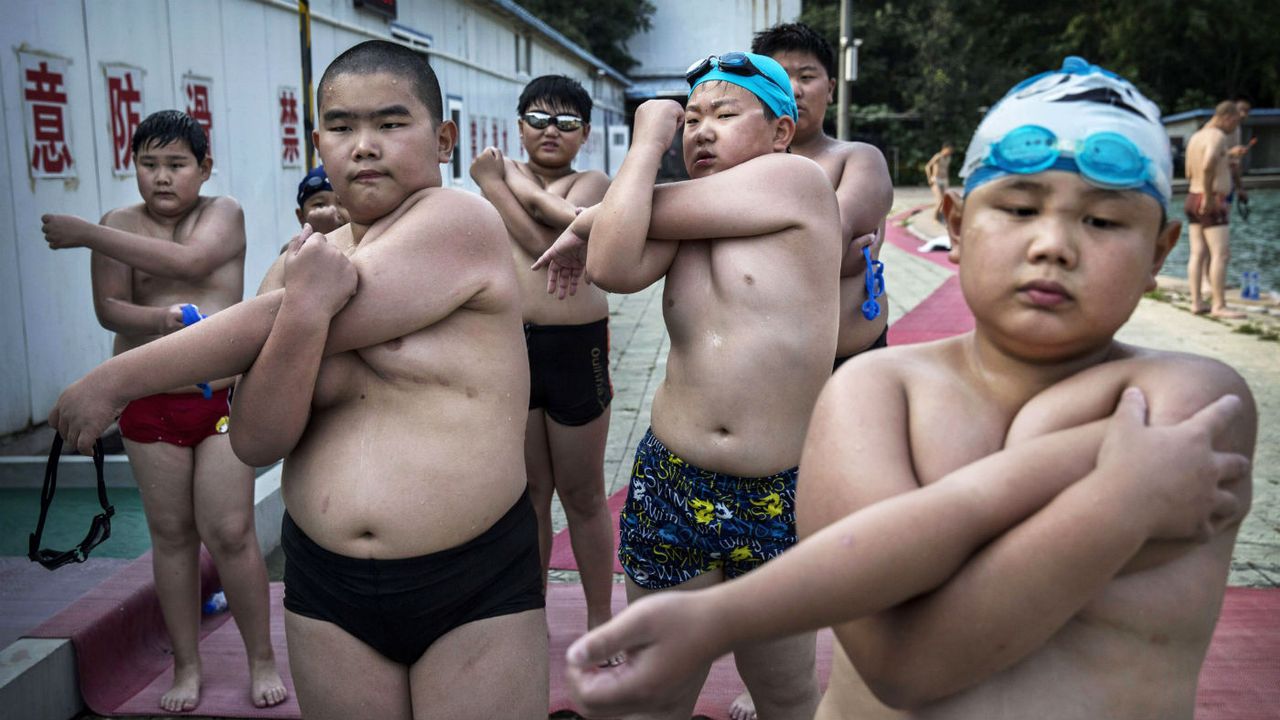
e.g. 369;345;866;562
41;110;285;713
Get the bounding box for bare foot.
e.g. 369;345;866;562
159;662;201;713
250;657;288;708
729;690;757;720
1192;303;1210;315
1211;307;1246;319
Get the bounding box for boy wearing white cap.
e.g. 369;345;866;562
562;57;1255;720
536;51;840;720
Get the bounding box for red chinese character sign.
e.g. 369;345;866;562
183;75;213;155
104;64;145;176
278;86;302;169
19;51;75;180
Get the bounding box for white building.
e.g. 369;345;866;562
0;0;630;435
625;0;802;104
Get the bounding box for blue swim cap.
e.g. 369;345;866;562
688;52;798;121
960;57;1172;205
297;165;333;209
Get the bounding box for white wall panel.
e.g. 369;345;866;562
3;0;112;428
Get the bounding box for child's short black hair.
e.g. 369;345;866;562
517;75;593;120
131;110;208;164
751;22;836;80
319;40;443;124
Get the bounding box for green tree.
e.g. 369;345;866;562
795;0;1279;183
518;0;655;74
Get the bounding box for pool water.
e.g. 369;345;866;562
1163;188;1280;294
0;488;151;558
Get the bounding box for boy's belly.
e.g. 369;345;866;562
282;359;528;559
651;328;832;477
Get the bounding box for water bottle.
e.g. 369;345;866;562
201;589;228;615
1241;271;1259;300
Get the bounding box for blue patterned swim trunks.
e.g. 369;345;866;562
618;428;798;590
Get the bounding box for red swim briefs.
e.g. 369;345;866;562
1183;193;1229;229
118;388;231;447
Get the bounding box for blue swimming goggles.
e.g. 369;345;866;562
965;125;1163;203
685;52;789;96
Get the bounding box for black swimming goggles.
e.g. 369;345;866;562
685;52;789;95
520;111;585;132
29;434;114;570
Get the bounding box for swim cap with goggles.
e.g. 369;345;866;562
960;57;1172;206
686;52;798;122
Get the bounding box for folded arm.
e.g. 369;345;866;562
506;163;607;230
834;144;893;276
474;159;562;256
230;233;356;466
89;198;246;280
835;362;1256;708
90;250;179;336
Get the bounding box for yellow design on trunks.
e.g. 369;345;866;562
729;546;754;562
689;498;715;524
751;492;784;518
215;416;230;434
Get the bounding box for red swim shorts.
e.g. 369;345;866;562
118;388;231;447
1183;193;1229;229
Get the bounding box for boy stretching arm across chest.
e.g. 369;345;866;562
563;58;1254;720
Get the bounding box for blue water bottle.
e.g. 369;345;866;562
201;589;228;615
1241;271;1259;300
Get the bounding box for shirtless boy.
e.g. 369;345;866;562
752;23;894;366
49;41;547;719
283;165;349;253
1185;100;1244;318
40;110;285;712
297;164;349;234
562;58;1255;720
536;51;841;720
469;75;615;630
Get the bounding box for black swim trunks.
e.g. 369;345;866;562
526;318;613;426
834;326;889;372
281;491;544;665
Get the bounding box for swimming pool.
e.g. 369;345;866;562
1163;188;1280;295
0;487;151;559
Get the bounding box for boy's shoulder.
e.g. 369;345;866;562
1011;345;1254;444
736;152;831;193
395;186;509;253
100;202;150;228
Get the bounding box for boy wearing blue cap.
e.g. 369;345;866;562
753;22;895;369
469;75;616;633
50;41;548;719
40;110;285;712
295;165;348;235
561;58;1255;720
536;50;839;719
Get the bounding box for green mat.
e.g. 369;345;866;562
0;488;151;558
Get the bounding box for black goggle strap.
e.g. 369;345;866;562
29;434;113;570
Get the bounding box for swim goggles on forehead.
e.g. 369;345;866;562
521;111;585;132
685;52;789;95
967;125;1162;202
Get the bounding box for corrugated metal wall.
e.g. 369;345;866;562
0;0;629;434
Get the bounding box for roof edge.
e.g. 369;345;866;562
484;0;632;86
